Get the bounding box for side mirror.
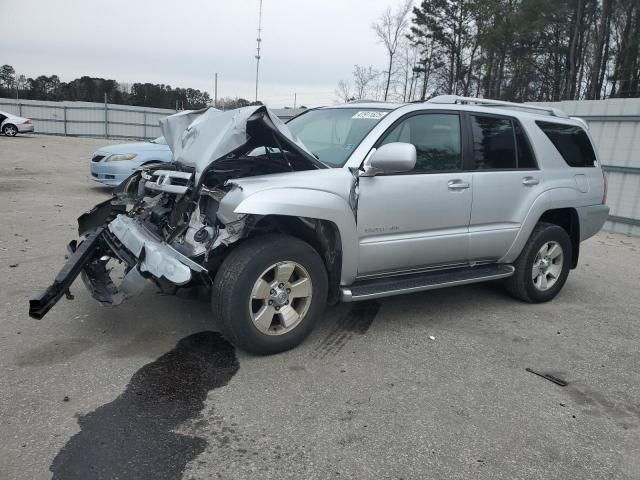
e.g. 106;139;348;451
361;142;416;177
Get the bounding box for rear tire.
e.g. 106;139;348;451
212;234;328;355
3;124;18;136
504;222;572;303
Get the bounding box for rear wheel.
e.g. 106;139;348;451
212;234;328;354
3;124;18;136
504;222;572;303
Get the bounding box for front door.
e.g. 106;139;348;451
356;112;472;276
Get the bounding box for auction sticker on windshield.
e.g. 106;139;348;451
352;111;389;120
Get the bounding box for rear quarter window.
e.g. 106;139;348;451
536;121;597;167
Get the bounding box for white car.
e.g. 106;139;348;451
0;109;34;136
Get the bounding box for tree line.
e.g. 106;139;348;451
337;0;640;103
0;65;213;110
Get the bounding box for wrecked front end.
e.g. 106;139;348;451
29;106;324;319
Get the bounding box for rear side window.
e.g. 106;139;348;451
515;123;537;169
470;115;517;169
470;115;537;170
536;121;596;167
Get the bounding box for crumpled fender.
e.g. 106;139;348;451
232;188;359;285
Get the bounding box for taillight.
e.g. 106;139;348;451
602;170;608;204
24;119;32;124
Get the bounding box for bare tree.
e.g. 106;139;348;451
398;42;420;101
335;79;354;103
352;65;378;99
372;0;413;101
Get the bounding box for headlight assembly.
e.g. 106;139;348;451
104;153;138;162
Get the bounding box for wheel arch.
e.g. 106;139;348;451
538;208;580;268
232;188;359;290
246;215;343;304
500;189;581;267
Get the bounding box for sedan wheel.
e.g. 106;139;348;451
3;124;18;136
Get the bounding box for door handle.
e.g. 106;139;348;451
522;176;539;186
448;179;470;190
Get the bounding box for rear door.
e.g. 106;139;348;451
356;111;473;276
466;113;544;261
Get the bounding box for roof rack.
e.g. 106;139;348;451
427;95;569;118
347;99;391;104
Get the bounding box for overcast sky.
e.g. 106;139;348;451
0;0;399;107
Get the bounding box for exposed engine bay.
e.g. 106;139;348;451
29;106;327;319
116;150;303;260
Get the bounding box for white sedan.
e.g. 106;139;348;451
0;110;34;136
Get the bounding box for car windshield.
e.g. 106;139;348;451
150;136;167;145
286;108;390;167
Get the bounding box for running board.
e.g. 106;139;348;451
340;264;515;302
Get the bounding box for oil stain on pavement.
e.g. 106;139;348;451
50;331;239;480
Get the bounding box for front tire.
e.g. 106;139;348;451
504;222;572;303
3;124;18;136
212;234;328;355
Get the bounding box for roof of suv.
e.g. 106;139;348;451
319;97;583;127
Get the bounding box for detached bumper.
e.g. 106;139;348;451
29;214;207;320
29;229;104;319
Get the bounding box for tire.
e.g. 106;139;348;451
3;124;18;137
212;234;328;355
504;222;572;303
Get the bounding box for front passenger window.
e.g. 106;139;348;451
379;113;462;172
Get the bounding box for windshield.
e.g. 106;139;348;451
150;136;167;145
286;108;389;167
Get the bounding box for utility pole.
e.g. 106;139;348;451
293;92;297;109
214;72;218;107
255;0;263;103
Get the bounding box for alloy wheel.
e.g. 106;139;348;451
249;261;313;335
531;241;564;291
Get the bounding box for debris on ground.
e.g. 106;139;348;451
525;368;568;386
9;264;18;268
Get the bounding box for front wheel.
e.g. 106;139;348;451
504;222;572;303
212;234;328;355
3;124;18;136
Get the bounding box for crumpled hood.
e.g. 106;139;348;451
159;105;319;181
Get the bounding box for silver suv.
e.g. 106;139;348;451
30;96;610;354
